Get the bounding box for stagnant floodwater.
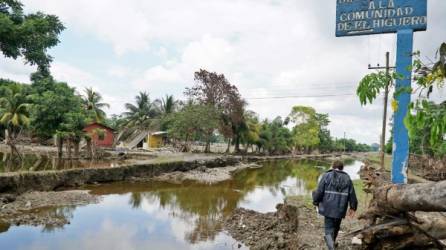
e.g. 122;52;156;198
0;159;362;250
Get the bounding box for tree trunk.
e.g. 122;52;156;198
204;131;212;153
360;212;446;249
5;129;13;155
371;181;446;214
357;163;446;249
86;140;92;159
73;139;80;158
226;138;231;153
66;138;72;159
234;134;241;153
92;142;96;159
5;129;21;158
56;135;64;158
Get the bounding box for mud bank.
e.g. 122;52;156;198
153;162;261;184
224;204;300;250
0;156;241;194
224;198;361;250
0;190;99;227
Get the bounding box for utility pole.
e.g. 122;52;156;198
343;132;346;153
368;52;395;170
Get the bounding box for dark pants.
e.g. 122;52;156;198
324;216;342;241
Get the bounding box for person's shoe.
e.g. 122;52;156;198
324;234;335;250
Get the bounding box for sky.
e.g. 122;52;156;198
1;0;445;144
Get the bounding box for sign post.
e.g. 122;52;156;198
393;29;413;184
336;0;427;184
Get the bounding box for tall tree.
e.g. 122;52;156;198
167;104;219;152
185;69;245;153
256;117;293;155
30;76;87;158
289;106;320;153
82;87;109;122
0;0;64;71
123;91;159;130
315;113;333;153
155;94;179;131
30;77;84;140
156;94;177;115
240;111;261;152
0;84;31;155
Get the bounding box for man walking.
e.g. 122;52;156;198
312;160;358;250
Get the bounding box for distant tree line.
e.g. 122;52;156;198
0;0;376;158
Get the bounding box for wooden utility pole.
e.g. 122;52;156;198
368;52;395;170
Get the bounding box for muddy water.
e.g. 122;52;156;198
0;160;362;250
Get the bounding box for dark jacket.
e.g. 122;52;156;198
312;169;358;219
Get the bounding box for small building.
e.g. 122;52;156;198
83;122;115;148
119;130;168;150
145;131;168;149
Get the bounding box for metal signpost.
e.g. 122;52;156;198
336;0;427;184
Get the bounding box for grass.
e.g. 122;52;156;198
286;195;314;209
352;179;370;214
286;179;370;214
364;152;392;171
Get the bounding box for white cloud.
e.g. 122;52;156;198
6;0;445;143
0;56;35;83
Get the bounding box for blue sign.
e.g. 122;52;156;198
336;0;427;37
336;0;428;184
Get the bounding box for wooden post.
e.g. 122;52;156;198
380;52;390;169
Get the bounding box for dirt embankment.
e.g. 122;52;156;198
153;162;261;184
409;155;446;181
224;204;300;250
0;191;99;227
224;198;362;250
0;158;250;228
0;156;241;194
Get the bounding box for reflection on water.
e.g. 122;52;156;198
0;151;129;173
343;160;362;180
0;159;361;250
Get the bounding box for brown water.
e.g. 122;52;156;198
0;159;362;250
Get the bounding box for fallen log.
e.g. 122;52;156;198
355;163;446;249
359;214;446;249
372;180;446;214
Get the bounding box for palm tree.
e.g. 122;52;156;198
82;87;110;122
0;84;31;156
123;92;160;130
156;95;177;115
155;94;179;131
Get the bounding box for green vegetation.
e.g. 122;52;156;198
0;0;377;158
289;106;320;153
82;88;109;123
123;91;160;130
0;83;30;155
166;103;220;152
286;179;370;214
357;43;446;158
365;152;392;170
0;0;64;71
352;179;369;214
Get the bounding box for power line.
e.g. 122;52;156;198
250;83;358;90
247;85;356;93
246;93;354;100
